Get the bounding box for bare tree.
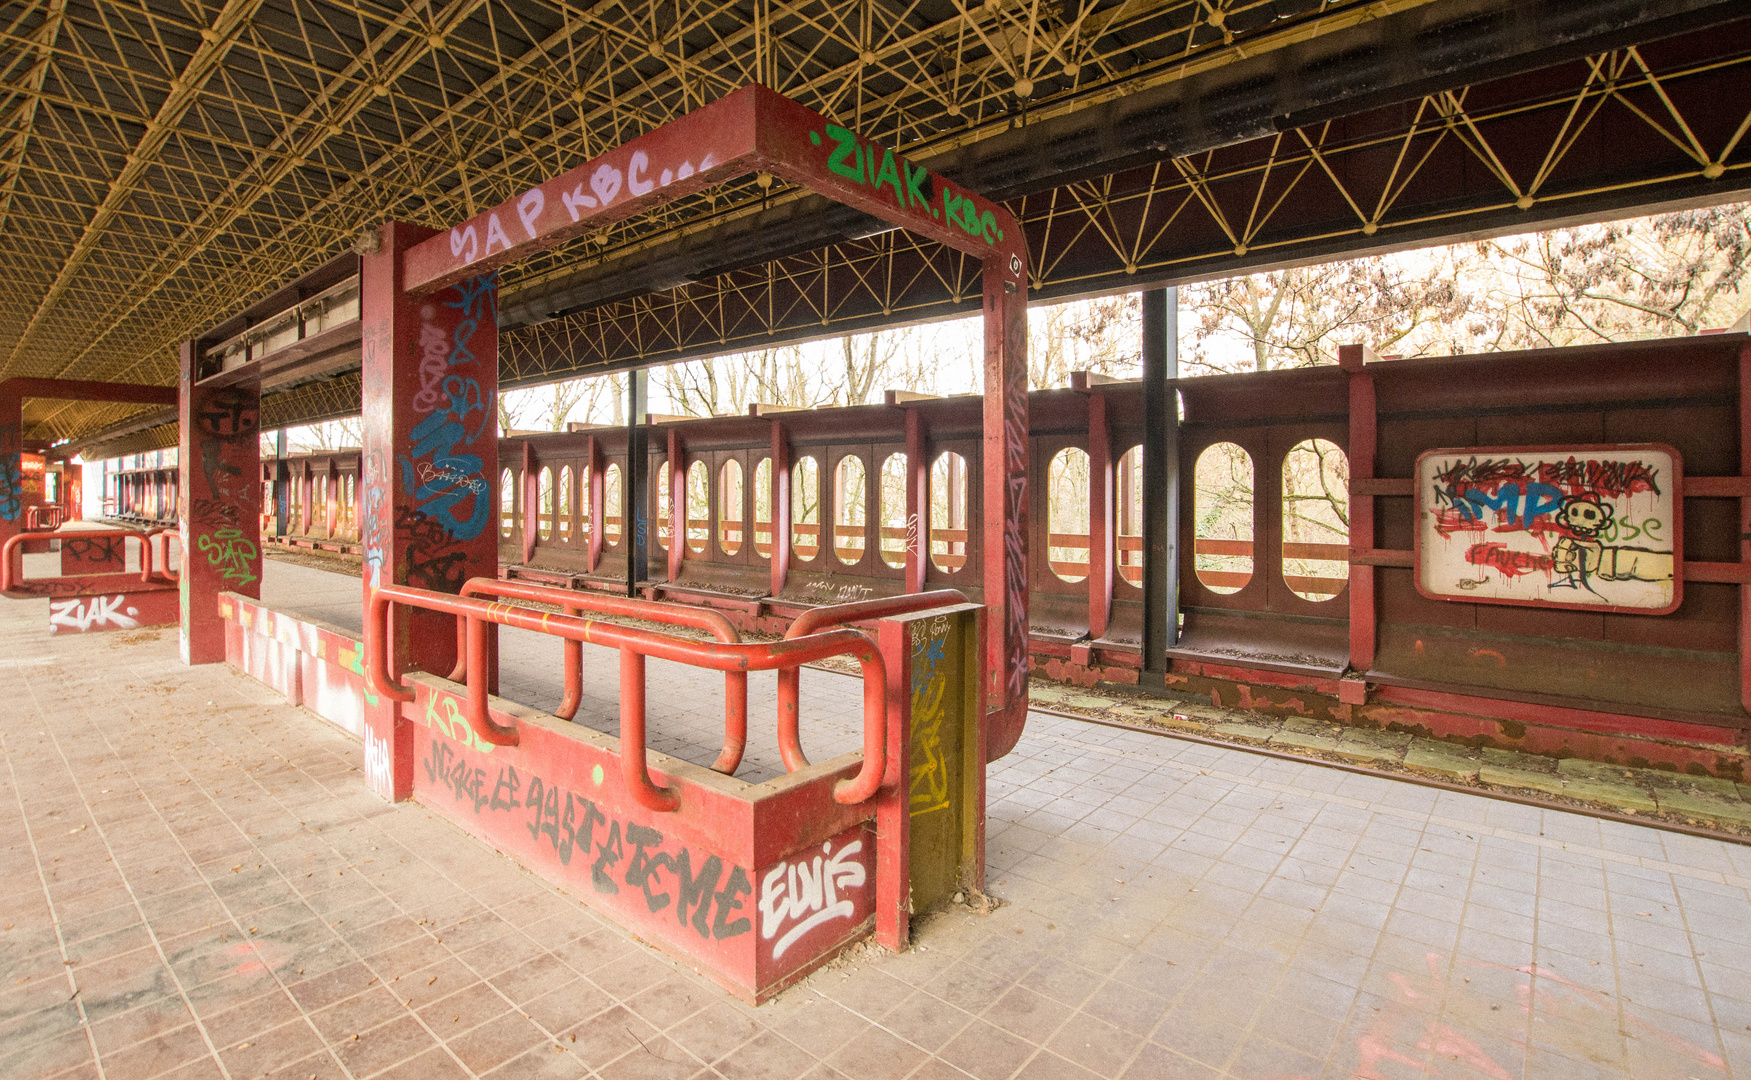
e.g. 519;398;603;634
1457;206;1751;349
1030;294;1142;389
1180;250;1473;374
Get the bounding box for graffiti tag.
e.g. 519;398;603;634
196;529;259;587
758;837;869;960
419;735;754;943
49;595;139;633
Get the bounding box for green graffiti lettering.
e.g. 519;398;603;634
874;147;905;206
941;187;964;230
979;209;999;244
904;161;932;212
825;125;862;183
423;692;496;754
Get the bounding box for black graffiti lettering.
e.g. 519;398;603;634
555;791;583;866
523;776;547;840
458;765;487;813
423;738;452;784
199;437;242;502
712;866;752;940
394;505;473;591
670;850;723;938
424;740;487;813
578;797;609;885
591;819;622;895
194;390;258;439
188;498;242;528
404;547;470;593
623;824;671;913
538;786;561;846
490;765;522;811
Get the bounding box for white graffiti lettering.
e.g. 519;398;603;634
49;595;139;634
591;163;623;205
448;224;478;262
560;183;597;221
483;212;512;255
516;189;545;238
363;726;393;799
801;580;874;604
415;461;487;495
627;150;654;196
759;839;866;959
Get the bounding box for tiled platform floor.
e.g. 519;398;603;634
4;564;1751;1079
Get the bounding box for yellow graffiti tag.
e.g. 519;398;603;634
908;622;952;817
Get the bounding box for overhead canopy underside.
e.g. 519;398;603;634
5;0;1750;457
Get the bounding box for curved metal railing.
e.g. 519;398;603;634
1;527;157;593
447;578;750;774
366;581;888;812
777;590;969;772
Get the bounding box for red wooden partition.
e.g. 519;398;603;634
258;450;362;553
491;330;1751;775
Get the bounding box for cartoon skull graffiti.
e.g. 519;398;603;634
1550;493;1673;593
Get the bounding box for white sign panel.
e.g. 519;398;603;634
1414;444;1682;614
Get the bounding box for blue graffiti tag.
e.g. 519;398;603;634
0;453;20;521
1452;481;1565;529
446;272;498;322
400;376;491;541
399;273;498;544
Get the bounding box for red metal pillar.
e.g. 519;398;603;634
586;435;603;572
521;441;537;566
298;464;312;538
904;409;926;594
359;220;500;800
67;464;83;522
1740;344;1751;714
0;386;23;553
667;428;684;582
1341;345;1379;673
1088;390;1114;640
770;421;790;597
178;341;263;665
982;260;1029;760
325;460;340;537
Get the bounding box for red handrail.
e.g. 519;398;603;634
367;583;887;809
778;590;969;772
145;528;179;581
450;579;750;775
25;505;65;531
1;527;155;592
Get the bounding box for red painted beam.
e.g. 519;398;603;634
403;84;1025;297
1342;343;1380;673
1688;476;1751;497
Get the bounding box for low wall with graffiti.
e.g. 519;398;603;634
218;593;377;738
394;674;878;999
216;594;986;1001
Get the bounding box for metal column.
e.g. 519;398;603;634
625;368;649;597
1140;287;1179;686
178;341;263;665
